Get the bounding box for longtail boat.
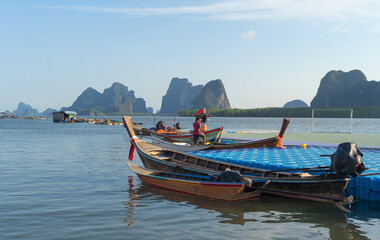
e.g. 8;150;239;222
127;162;266;201
149;126;223;144
132;123;151;136
123;116;356;211
150;118;290;151
132;122;188;136
132;119;223;144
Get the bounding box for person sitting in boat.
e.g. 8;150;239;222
193;116;202;145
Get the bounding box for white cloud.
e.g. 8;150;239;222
241;30;256;41
40;0;380;33
48;0;380;23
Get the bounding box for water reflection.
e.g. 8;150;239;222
349;200;380;220
124;176;137;226
124;177;380;239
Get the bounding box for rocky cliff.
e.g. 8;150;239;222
63;82;148;115
160;78;203;114
311;70;380;107
13;102;39;117
160;78;231;114
11;102;57;117
191;79;231;110
41;108;58;116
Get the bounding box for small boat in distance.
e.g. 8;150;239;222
127;162;267;201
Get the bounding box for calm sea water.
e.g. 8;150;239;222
1;117;380;240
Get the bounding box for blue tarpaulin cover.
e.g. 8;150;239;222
186;145;380;202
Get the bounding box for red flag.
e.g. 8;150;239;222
128;144;135;161
197;108;206;115
129;136;138;161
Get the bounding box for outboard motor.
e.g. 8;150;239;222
215;168;253;191
156;121;166;130
175;122;182;130
330;142;365;177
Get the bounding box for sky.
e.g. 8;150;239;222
1;0;380;112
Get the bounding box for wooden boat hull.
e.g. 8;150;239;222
133;141;349;203
127;162;262;201
132;124;151;136
150;133;283;151
149;118;290;150
210;118;290;149
123;116;350;204
149;127;223;144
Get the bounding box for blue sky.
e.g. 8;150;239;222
1;0;380;112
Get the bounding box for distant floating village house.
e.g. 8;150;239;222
53;111;77;122
0;112;17;118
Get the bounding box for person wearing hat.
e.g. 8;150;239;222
193;116;202;145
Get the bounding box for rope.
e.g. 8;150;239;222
360;172;380;177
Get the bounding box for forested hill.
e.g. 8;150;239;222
191;79;231;110
311;70;380;107
62;82;148;115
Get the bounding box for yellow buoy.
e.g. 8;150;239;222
301;143;307;149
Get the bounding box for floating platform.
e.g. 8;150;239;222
187;145;380;202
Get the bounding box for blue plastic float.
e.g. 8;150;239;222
186;145;380;202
